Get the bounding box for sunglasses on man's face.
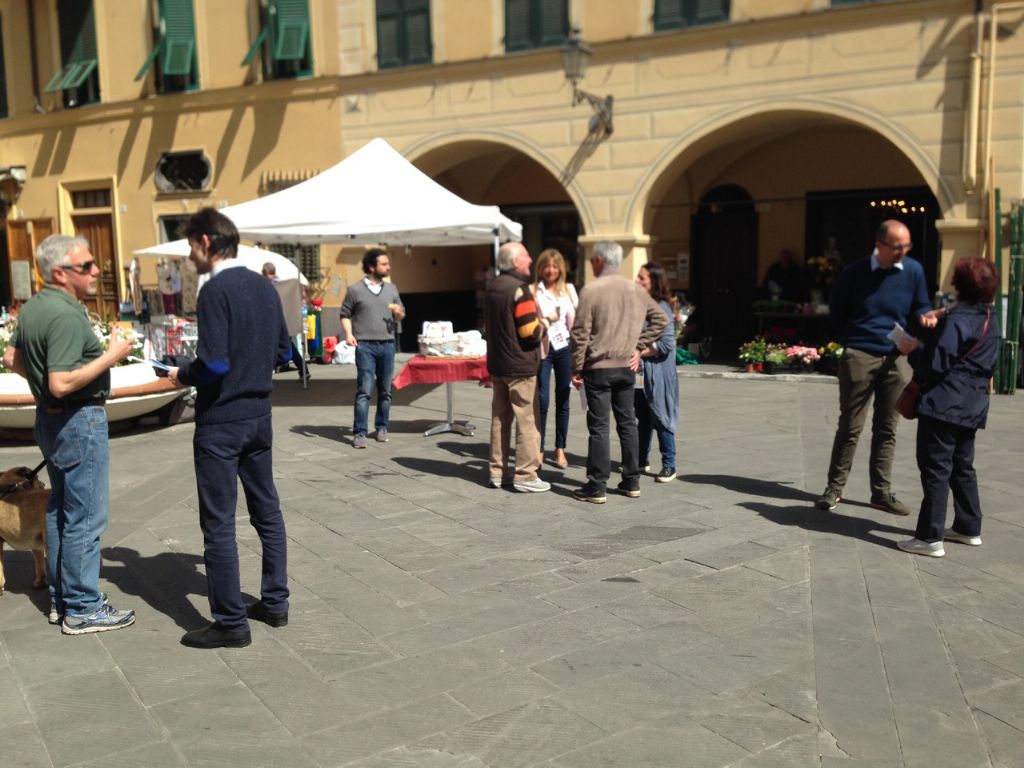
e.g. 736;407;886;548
60;260;97;274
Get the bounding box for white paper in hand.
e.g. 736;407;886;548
887;323;917;351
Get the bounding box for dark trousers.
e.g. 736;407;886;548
194;414;289;630
583;367;639;490
538;345;572;451
915;414;982;542
826;348;908;495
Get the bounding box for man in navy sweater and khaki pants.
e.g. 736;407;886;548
167;208;293;649
816;220;935;515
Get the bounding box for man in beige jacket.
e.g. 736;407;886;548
571;240;668;503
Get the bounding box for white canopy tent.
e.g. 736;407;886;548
132;241;309;286
221;138;522;247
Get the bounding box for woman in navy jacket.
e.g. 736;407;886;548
897;258;1001;557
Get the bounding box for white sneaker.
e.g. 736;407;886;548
513;477;551;493
897;538;945;558
944;528;982;546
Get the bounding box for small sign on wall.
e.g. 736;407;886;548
11;261;32;301
675;252;690;288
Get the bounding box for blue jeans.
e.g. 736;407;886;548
538;345;572;451
194;414;289;629
635;390;676;470
353;341;395;436
34;405;109;616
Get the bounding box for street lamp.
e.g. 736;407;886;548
560;30;613;139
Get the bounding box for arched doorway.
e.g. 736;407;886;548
643;113;942;361
691;185;758;354
396;140;582;350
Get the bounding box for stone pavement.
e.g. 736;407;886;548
1;356;1022;767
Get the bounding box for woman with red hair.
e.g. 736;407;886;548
897;258;1001;557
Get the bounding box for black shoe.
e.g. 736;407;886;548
246;601;289;628
655;468;677;484
181;621;252;649
573;483;607;504
616;478;641;498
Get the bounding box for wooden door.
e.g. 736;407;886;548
691;185;758;357
5;218;55;308
72;214;119;320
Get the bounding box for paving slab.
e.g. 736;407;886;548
0;360;1022;767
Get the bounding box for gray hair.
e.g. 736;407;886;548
496;242;524;272
593;240;623;269
36;235;90;284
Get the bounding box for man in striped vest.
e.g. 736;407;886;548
484;243;549;493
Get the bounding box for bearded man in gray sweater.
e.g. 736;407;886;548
340;249;405;448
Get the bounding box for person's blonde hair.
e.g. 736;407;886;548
535;248;569;297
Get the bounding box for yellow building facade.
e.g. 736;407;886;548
1;0;1021;350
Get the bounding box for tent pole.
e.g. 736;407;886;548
493;231;499;276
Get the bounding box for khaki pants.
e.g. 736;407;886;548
489;376;541;482
826;348;909;496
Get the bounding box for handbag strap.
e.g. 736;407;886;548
959;307;991;362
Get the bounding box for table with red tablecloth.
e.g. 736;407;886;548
392;355;489;436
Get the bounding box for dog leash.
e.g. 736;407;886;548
0;459;47;499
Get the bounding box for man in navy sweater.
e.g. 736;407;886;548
167;208;293;649
816;220;935;515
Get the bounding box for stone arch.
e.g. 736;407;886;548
402;130;596;236
625;99;955;237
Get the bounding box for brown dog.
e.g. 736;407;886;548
0;466;49;593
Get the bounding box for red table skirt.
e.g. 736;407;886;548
392;355;490;389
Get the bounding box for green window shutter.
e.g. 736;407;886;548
159;0;196;77
60;59;98;89
403;0;431;66
242;25;268;66
272;0;310;61
135;39;163;81
692;0;729;24
377;0;430;69
376;0;401;69
655;0;729;29
505;0;532;51
654;0;684;28
46;0;98;93
537;0;567;47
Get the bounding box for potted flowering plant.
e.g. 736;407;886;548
786;345;821;370
816;341;843;375
738;337;768;372
763;344;789;374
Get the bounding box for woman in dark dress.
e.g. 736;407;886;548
896;258;1000;558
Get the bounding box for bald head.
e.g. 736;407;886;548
497;242;531;277
875;220;912;268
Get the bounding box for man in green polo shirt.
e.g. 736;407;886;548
2;234;136;635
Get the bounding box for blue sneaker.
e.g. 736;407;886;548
62;602;135;635
50;592;108;625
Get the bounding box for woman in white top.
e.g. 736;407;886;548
534;249;578;468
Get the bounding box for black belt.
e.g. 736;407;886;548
40;400;105;415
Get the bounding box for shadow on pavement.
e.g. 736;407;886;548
680;473;818;503
390;455;483;483
101;546;221;631
742;500;909;549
